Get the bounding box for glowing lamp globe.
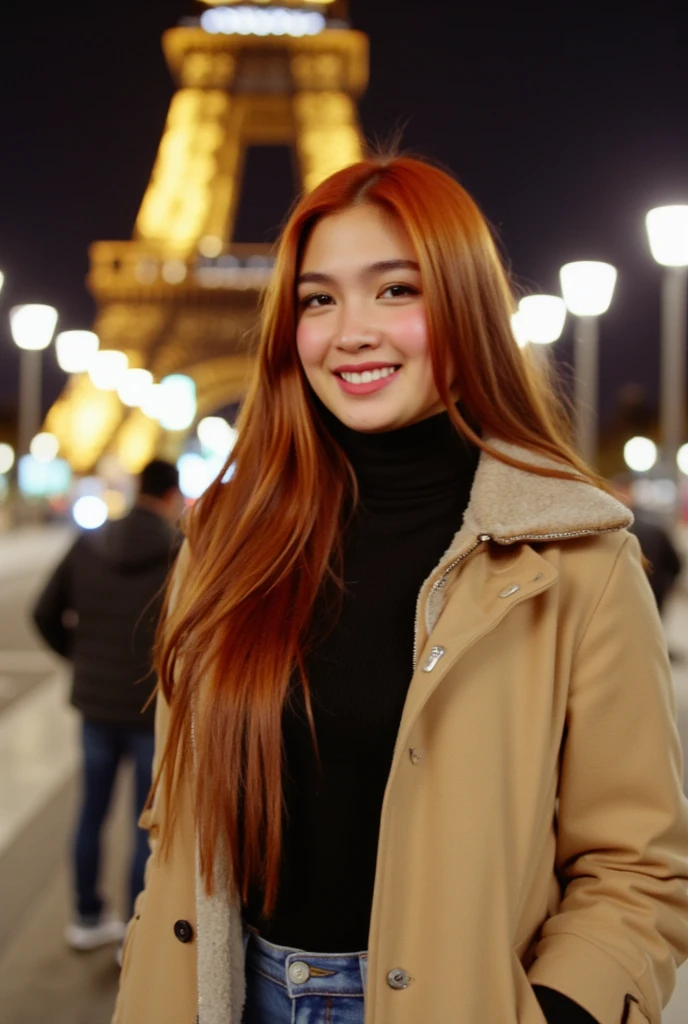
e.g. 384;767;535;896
9;304;59;351
518;295;567;345
646;206;688;267
157;375;197;432
88;350;129;391
117;368;154;408
560;262;617;317
56;331;100;374
511;311;530;348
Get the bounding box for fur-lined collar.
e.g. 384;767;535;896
420;440;633;640
460;439;632;547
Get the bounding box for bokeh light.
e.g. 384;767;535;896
117;368;154;408
560;262;617;317
30;432;59;463
677;443;688;476
197;416;237;459
511;311;530;348
623;436;658;473
73;495;108;530
9;304;59;351
0;443;15;475
88;350;129;390
56;330;99;374
157;375;197;431
646;206;688;267
518;295;567;345
178;452;218;499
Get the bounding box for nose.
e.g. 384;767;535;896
336;321;382;353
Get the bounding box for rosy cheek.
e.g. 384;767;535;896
388;306;429;357
296;320;327;369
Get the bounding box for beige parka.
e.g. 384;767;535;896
114;441;688;1024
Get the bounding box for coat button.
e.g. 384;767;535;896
422;646;445;672
498;583;521;598
409;748;423;765
288;961;310;985
173;919;194;944
387;967;411;990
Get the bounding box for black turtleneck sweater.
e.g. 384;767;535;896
243;408;598;1024
244;409;478;949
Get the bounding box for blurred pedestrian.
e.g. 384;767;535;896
116;158;688;1024
611;473;683;613
33;459;183;953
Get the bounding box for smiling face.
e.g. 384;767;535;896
296;204;449;433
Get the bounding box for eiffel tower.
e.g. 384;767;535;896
47;0;367;473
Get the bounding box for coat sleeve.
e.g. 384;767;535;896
527;532;688;1024
32;541;78;658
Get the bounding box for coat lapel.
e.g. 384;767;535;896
398;543;559;765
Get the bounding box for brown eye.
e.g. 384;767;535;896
380;284;419;299
301;293;334;309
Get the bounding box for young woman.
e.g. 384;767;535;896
114;157;688;1024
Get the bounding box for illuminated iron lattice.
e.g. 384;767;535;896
46;0;366;473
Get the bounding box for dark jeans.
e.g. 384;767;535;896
74;718;155;920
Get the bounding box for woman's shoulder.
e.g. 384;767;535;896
546;527;653;621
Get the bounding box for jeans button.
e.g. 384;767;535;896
288;961;310;985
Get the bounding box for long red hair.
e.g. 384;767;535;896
155;156;598;915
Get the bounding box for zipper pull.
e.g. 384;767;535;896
422;646;446;673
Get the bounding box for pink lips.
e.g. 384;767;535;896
333;365;400;397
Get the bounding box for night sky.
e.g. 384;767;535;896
1;0;687;438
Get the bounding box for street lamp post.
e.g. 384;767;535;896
645;206;688;499
559;262;617;467
9;304;59;459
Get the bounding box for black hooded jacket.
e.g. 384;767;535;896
33;506;181;728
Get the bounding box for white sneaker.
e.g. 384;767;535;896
65;912;126;951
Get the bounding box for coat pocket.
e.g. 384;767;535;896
511;952;548;1024
623;995;651;1024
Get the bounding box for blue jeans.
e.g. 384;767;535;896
74;718;155;920
242;929;367;1024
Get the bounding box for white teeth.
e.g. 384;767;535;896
339;366;398;384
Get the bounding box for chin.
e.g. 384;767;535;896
342;410;407;434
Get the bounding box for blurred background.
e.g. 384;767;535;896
0;1;687;1020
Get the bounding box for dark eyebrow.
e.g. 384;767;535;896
297;259;421;287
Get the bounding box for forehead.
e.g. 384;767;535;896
300;204;417;271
